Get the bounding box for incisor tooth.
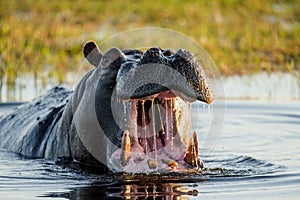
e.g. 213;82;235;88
148;159;158;169
185;131;199;167
120;130;131;166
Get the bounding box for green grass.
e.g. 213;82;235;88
0;0;299;87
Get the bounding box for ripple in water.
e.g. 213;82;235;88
33;153;285;200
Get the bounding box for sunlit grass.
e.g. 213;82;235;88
0;0;299;89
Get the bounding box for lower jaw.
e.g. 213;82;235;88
109;148;198;173
108;123;201;173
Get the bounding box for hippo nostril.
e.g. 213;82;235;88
174;48;195;62
140;48;170;66
162;49;175;57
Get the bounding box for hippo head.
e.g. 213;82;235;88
82;41;212;173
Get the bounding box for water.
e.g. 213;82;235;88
0;99;299;199
1;72;299;102
0;72;300;199
222;72;300;101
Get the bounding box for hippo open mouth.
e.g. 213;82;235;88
88;46;214;173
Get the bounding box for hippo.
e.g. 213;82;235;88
0;41;212;173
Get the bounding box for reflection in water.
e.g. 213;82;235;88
0;74;56;102
40;170;204;199
48;182;198;200
41;174;200;199
0;72;299;102
121;183;198;199
222;72;300;100
0;74;66;102
42;155;282;200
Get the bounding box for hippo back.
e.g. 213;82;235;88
0;87;71;158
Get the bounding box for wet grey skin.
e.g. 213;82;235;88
0;41;212;173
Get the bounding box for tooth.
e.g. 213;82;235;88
185;131;199;167
120;130;131;166
162;159;178;169
148;159;158;169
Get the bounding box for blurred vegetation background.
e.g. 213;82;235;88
0;0;299;90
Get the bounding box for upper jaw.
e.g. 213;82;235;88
128;90;190;102
115;47;212;105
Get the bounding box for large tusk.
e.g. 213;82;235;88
120;130;131;166
185;131;199;167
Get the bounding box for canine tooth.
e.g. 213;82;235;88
162;159;178;169
120;130;131;166
185;131;199;167
148;159;158;169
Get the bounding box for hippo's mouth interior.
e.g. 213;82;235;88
110;89;202;173
133;91;180;153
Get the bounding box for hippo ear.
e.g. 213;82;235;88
83;41;102;67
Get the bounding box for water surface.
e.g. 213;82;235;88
0;100;299;199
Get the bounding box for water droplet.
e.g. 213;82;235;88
207;104;211;114
141;100;148;156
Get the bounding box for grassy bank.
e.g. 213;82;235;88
0;0;299;86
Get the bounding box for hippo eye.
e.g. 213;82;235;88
100;56;112;69
100;48;124;69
